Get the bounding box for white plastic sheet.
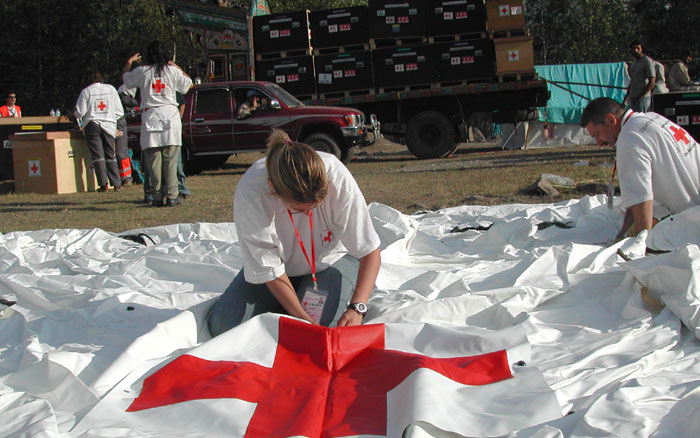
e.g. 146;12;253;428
1;196;700;437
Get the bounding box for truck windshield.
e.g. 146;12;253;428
265;84;304;107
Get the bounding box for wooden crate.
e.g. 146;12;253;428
368;0;426;40
372;44;435;89
486;0;526;32
252;10;311;55
315;51;374;95
310;6;370;49
494;36;534;75
433;39;495;83
255;55;317;97
426;0;487;37
11;131;98;194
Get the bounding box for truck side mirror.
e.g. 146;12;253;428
270;99;282;110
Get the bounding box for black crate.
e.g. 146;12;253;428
255;56;316;97
426;0;487;37
433;39;494;83
372;44;435;89
315;51;374;95
310;6;370;49
653;91;700;142
368;0;427;40
252;10;311;55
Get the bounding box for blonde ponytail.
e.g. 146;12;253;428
266;129;328;203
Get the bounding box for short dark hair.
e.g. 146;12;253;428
6;91;16;98
580;98;626;127
630;39;643;50
91;71;103;83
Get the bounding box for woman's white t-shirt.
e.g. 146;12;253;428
233;152;381;284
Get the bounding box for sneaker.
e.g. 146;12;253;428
97;185;109;192
122;180;133;187
152;199;164;207
178;193;189;200
166;197;183;207
114;185;123;192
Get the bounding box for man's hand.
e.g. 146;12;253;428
128;53;142;65
336;309;363;327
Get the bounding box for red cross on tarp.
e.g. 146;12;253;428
127;317;513;438
152;79;166;94
670;125;690;145
323;231;332;243
97;101;106;111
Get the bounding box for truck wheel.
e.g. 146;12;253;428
303;133;342;160
340;146;358;164
406;111;457;159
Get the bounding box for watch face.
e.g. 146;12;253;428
351;302;368;314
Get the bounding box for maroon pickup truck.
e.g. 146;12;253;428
127;81;379;173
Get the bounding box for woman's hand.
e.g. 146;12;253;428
336;309;363;327
128;53;142;65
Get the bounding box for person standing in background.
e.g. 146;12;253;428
115;84;138;187
0;92;21;117
122;40;193;207
624;40;656;112
74;72;124;192
667;53;700;92
645;49;668;94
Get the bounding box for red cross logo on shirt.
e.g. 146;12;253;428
97;101;106;111
152;79;166;94
670;125;690;145
127;317;513;438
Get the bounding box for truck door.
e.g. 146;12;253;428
188;87;235;155
232;87;289;149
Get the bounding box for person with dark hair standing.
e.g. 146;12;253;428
624;40;655;112
0;92;21;117
121;40;193;207
580;97;700;240
207;129;381;336
74;72;124;192
667;53;700;92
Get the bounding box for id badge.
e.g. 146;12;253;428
607;179;615;209
301;287;329;323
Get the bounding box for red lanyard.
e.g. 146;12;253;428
612;111;633;180
287;209;318;291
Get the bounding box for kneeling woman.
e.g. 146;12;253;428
207;130;381;335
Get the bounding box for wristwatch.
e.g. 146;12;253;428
347;302;368;317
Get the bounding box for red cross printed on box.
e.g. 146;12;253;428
97;101;106;111
127;317;513;438
152;79;166;94
670;125;691;145
509;50;520;61
28;160;40;176
500;6;510;16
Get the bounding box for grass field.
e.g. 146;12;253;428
0;139;614;233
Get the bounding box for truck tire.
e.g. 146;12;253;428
340;146;358;164
303;133;342;161
406;111;457;159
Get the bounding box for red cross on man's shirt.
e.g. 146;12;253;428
152;79;166;94
97;101;106;111
670;125;690;145
127;317;513;438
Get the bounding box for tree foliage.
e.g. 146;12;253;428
2;0;700;116
0;0;202;116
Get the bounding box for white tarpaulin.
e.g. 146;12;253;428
2;196;700;437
